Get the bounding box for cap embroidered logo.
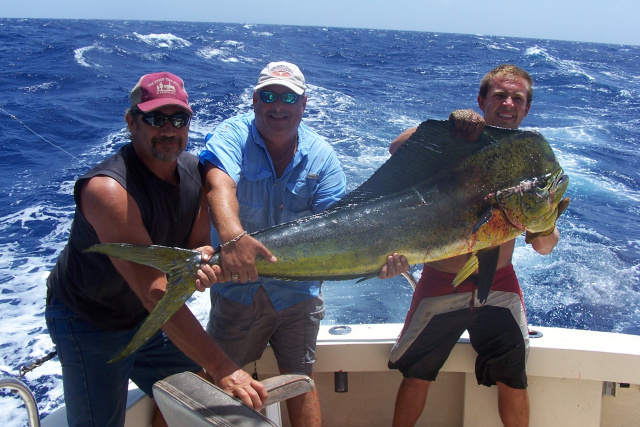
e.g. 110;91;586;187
270;65;294;77
156;81;176;95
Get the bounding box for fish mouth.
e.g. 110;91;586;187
549;170;569;198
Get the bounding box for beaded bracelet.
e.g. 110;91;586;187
219;231;247;248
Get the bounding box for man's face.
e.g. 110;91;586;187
127;105;190;162
478;75;531;129
253;84;306;142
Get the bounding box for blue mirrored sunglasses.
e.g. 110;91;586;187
136;110;191;128
258;91;302;105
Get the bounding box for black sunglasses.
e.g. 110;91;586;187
258;91;302;105
135;110;192;129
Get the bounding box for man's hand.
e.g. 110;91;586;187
194;246;223;292
378;253;410;279
209;368;268;410
449;109;485;142
220;234;277;283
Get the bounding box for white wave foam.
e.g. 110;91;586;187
196;40;253;63
251;31;273;37
19;81;59;93
486;41;520;52
517;229;640;316
0;202;72;424
526;45;595;81
133;32;191;49
197;47;240;63
73;44;107;68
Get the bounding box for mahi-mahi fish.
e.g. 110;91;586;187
86;119;570;362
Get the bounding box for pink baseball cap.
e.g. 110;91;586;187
130;72;192;113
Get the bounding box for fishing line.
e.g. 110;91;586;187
1;106;80;161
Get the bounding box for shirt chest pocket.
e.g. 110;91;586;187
283;178;318;219
236;160;272;230
237;160;272;208
241;159;272;183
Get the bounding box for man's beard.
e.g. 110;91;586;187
151;136;185;161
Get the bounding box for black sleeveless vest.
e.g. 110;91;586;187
47;143;202;330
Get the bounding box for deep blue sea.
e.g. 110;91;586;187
1;18;639;424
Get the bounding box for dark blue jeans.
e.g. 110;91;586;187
45;295;200;427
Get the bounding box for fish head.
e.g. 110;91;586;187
496;168;569;233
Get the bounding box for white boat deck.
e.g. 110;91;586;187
251;324;640;427
41;324;640;426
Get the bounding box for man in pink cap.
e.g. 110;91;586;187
46;72;267;427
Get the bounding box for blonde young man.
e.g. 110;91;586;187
388;65;559;427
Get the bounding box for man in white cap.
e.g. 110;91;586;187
199;61;347;426
46;72;267;427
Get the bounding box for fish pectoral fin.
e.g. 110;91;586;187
452;253;479;287
472;208;495;234
476;246;500;303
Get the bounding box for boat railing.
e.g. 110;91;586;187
0;376;40;427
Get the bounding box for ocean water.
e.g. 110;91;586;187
1;18;639;424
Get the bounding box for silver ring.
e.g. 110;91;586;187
231;274;239;281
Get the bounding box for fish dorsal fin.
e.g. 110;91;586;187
330;119;515;211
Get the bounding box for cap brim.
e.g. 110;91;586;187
136;99;193;114
254;80;305;95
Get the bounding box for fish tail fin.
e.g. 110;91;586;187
108;267;195;363
85;243;211;363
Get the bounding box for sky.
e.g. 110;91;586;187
1;0;639;46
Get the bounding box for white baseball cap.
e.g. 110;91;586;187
254;61;306;95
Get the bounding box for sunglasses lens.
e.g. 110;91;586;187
142;113;167;128
170;114;190;128
140;112;190;128
281;93;300;104
259;91;301;104
259;91;277;103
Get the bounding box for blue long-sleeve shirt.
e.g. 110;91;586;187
199;112;346;310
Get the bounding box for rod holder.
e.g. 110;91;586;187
334;371;348;393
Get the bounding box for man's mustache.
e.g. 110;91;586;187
152;136;184;146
